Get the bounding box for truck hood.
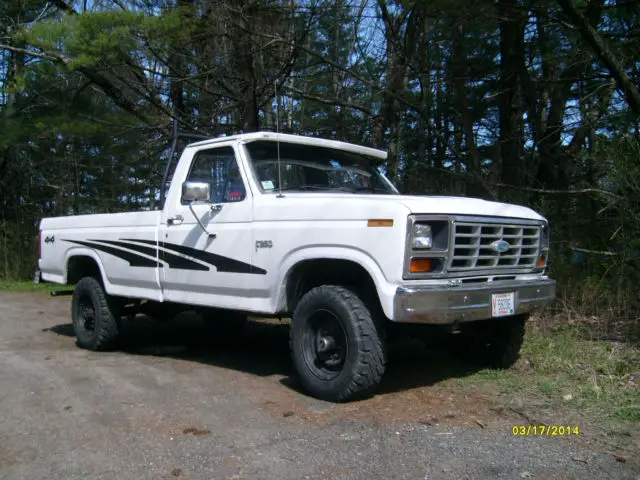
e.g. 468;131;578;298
253;193;546;223
396;195;545;221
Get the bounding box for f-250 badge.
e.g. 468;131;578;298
255;240;273;251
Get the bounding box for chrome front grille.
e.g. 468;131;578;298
449;222;541;272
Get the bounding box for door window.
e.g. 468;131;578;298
184;146;246;204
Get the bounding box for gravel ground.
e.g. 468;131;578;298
0;291;638;480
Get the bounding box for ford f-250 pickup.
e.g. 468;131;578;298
35;132;556;402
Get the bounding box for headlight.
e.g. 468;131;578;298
412;223;433;249
541;223;550;249
537;223;550;270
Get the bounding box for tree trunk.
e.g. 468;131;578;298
451;20;480;195
167;0;193;122
232;3;260;132
328;1;343;138
557;0;640;114
498;0;525;196
377;0;415;181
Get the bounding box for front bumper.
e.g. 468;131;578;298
393;278;556;324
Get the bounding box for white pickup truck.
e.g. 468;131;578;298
36;132;555;401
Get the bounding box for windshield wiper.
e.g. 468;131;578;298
350;186;395;194
277;184;352;192
275;184;393;194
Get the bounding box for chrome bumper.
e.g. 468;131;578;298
393;278;556;324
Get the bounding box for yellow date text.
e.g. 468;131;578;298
512;425;580;436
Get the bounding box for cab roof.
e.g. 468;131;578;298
185;131;387;160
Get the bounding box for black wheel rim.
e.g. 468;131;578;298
77;294;97;335
302;309;348;381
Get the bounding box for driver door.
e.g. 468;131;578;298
159;143;260;308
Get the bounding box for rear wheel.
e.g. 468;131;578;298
449;314;528;369
71;276;121;351
290;285;386;402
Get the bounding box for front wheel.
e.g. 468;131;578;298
448;314;528;369
290;285;386;402
71;276;121;351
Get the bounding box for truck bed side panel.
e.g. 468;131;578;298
39;211;162;301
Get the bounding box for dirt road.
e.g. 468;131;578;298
0;291;637;480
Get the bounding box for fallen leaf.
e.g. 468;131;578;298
182;427;211;436
419;417;438;426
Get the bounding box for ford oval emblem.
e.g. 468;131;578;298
492;240;510;253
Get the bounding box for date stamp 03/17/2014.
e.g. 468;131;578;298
512;425;580;436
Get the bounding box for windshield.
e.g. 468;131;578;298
244;140;399;195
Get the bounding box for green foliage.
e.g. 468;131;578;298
522;327;640;422
458;324;640;432
0;280;72;292
22;11;138;66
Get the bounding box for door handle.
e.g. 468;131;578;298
167;214;183;226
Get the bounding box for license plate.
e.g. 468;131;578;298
491;292;515;317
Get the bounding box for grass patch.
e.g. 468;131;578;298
521;326;639;422
455;323;640;430
0;280;72;293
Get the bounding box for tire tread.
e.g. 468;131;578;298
290;285;386;402
72;276;120;351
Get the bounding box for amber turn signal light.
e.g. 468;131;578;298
410;258;433;273
538;255;547;268
367;219;394;227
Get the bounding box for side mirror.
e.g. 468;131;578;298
182;181;210;203
180;181;217;239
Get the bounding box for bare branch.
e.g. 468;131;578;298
34;3;51;23
284;86;373;116
557;0;640;114
435;168;621;198
570;246;618;256
50;0;78;15
110;0;128;11
0;44;60;62
488;182;621;198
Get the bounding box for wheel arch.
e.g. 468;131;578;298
65;248;109;288
275;247;394;319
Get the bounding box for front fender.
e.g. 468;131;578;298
274;245;396;320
